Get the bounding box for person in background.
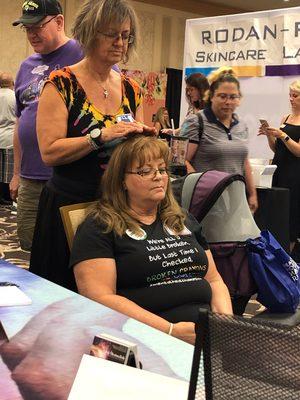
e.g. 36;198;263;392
259;80;300;253
162;73;209;172
153;107;171;136
162;73;209;136
0;72;15;205
70;135;233;345
29;0;155;291
11;0;83;251
182;67;258;213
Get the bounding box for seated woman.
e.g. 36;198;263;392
70;135;232;344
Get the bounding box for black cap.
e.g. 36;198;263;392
12;0;62;26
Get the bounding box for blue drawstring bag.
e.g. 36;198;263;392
247;231;300;313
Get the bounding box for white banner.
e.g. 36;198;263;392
181;7;300;158
185;13;300;68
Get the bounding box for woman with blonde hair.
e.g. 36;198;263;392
153;107;171;135
30;0;155;291
70;135;232;345
182;67;257;213
259;80;300;252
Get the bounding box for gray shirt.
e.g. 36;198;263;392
181;107;249;175
0;88;15;148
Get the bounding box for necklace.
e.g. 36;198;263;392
97;82;109;99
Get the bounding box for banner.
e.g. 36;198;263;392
181;7;300;157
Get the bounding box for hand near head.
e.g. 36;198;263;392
139;123;157;136
101;122;156;142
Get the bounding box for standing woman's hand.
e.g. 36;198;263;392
101;122;157;142
248;193;258;214
265;127;284;138
101;121;143;142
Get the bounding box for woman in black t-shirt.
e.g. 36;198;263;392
70;135;232;345
259;80;300;253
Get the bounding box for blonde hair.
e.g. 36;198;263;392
93;135;186;236
204;66;241;104
289;80;300;92
153;107;171;129
72;0;138;61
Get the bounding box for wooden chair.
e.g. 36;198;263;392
59;201;97;249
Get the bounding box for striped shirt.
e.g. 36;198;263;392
181;107;249;175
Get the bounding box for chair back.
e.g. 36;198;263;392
188;308;300;400
59;201;97;249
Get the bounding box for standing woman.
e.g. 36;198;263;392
162;73;209;172
153;107;171;136
162;73;209;137
260;81;300;252
30;0;155;291
182;67;258;213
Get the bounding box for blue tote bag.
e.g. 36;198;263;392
247;231;300;313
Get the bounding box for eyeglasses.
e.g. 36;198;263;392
98;31;134;44
126;167;169;179
20;16;56;33
215;93;241;101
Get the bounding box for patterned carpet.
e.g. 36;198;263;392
0;204;30;268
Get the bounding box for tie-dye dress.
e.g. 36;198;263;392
30;66;142;291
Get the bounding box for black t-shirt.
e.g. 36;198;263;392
70;214;211;313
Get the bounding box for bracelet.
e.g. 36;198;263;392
86;133;100;150
168;323;174;336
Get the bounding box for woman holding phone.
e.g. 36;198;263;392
259;80;300;253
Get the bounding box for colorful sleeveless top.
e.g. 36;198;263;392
47;67;142;199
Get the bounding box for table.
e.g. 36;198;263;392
0;261;193;400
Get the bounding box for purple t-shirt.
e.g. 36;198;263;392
15;39;83;180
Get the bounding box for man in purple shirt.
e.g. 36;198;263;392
11;0;83;250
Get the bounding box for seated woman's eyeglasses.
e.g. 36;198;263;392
216;93;240;101
126;167;169;179
98;32;134;44
20;16;57;33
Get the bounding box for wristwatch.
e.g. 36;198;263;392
280;132;290;142
90;128;103;148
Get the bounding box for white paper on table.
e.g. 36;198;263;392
0;286;32;306
68;354;189;400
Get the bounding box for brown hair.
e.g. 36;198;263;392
93;135;186;236
185;73;209;110
72;0;138;61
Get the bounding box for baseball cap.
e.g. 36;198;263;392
12;0;62;26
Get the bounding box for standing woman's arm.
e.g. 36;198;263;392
37;83;94;166
244;158;258;213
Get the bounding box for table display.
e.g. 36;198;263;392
0;262;193;400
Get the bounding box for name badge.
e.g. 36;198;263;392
116;113;134;123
